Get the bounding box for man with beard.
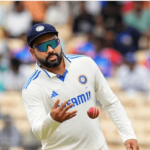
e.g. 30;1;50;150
22;23;139;150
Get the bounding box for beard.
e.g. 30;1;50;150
35;49;63;68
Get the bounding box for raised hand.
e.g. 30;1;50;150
50;99;78;123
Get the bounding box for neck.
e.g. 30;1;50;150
40;58;65;76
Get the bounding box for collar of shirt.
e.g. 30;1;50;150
35;53;71;78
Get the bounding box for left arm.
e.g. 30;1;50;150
104;100;139;150
89;58;139;149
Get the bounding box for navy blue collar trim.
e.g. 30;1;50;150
57;69;68;82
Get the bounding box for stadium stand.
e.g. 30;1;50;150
0;1;150;150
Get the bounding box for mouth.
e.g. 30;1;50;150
47;54;58;61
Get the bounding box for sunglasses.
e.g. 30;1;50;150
33;38;59;52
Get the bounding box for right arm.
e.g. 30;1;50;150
22;88;60;140
22;87;77;140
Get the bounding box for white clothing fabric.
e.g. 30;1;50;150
85;1;102;16
100;142;109;150
117;64;149;92
22;54;137;150
3;67;27;91
45;2;70;25
4;10;32;37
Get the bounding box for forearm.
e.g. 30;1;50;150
91;57;137;143
104;100;137;143
32;113;61;140
22;89;61;140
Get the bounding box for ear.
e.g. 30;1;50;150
30;48;36;60
58;38;60;43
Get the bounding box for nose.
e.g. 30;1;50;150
47;45;54;53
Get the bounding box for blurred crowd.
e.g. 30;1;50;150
0;1;150;149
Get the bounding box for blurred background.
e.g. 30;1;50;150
0;1;150;150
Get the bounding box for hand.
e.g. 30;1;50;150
125;139;139;150
50;99;78;123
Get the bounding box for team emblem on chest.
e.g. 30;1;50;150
78;75;87;84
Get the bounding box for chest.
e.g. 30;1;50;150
41;68;96;112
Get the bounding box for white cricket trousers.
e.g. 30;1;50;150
100;142;109;150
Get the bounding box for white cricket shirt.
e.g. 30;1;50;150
22;54;137;150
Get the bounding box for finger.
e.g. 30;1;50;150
65;110;78;118
52;99;60;109
131;145;139;150
61;110;77;120
61;103;74;114
59;100;68;111
126;142;131;150
69;110;78;114
131;147;136;150
65;113;77;120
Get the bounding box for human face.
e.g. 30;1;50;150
30;34;63;68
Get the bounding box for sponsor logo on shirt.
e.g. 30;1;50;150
51;91;58;98
58;91;91;108
78;75;88;84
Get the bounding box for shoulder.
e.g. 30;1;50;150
22;71;43;102
66;54;99;73
66;54;93;63
66;54;87;59
22;69;42;90
66;54;96;68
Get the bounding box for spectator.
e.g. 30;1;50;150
45;1;70;26
123;1;150;34
101;1;122;31
3;58;27;91
0;1;14;26
121;1;134;13
103;30;115;48
71;32;96;59
85;1;101;16
10;33;36;64
73;1;95;34
94;37;123;77
114;17;141;56
93;15;106;39
100;47;123;67
93;38;112;77
4;1;32;38
0;115;22;149
117;52;149;93
0;29;9;92
0;28;9;58
22;1;47;25
0;5;4;26
68;1;80;18
135;36;150;70
0;50;7;92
